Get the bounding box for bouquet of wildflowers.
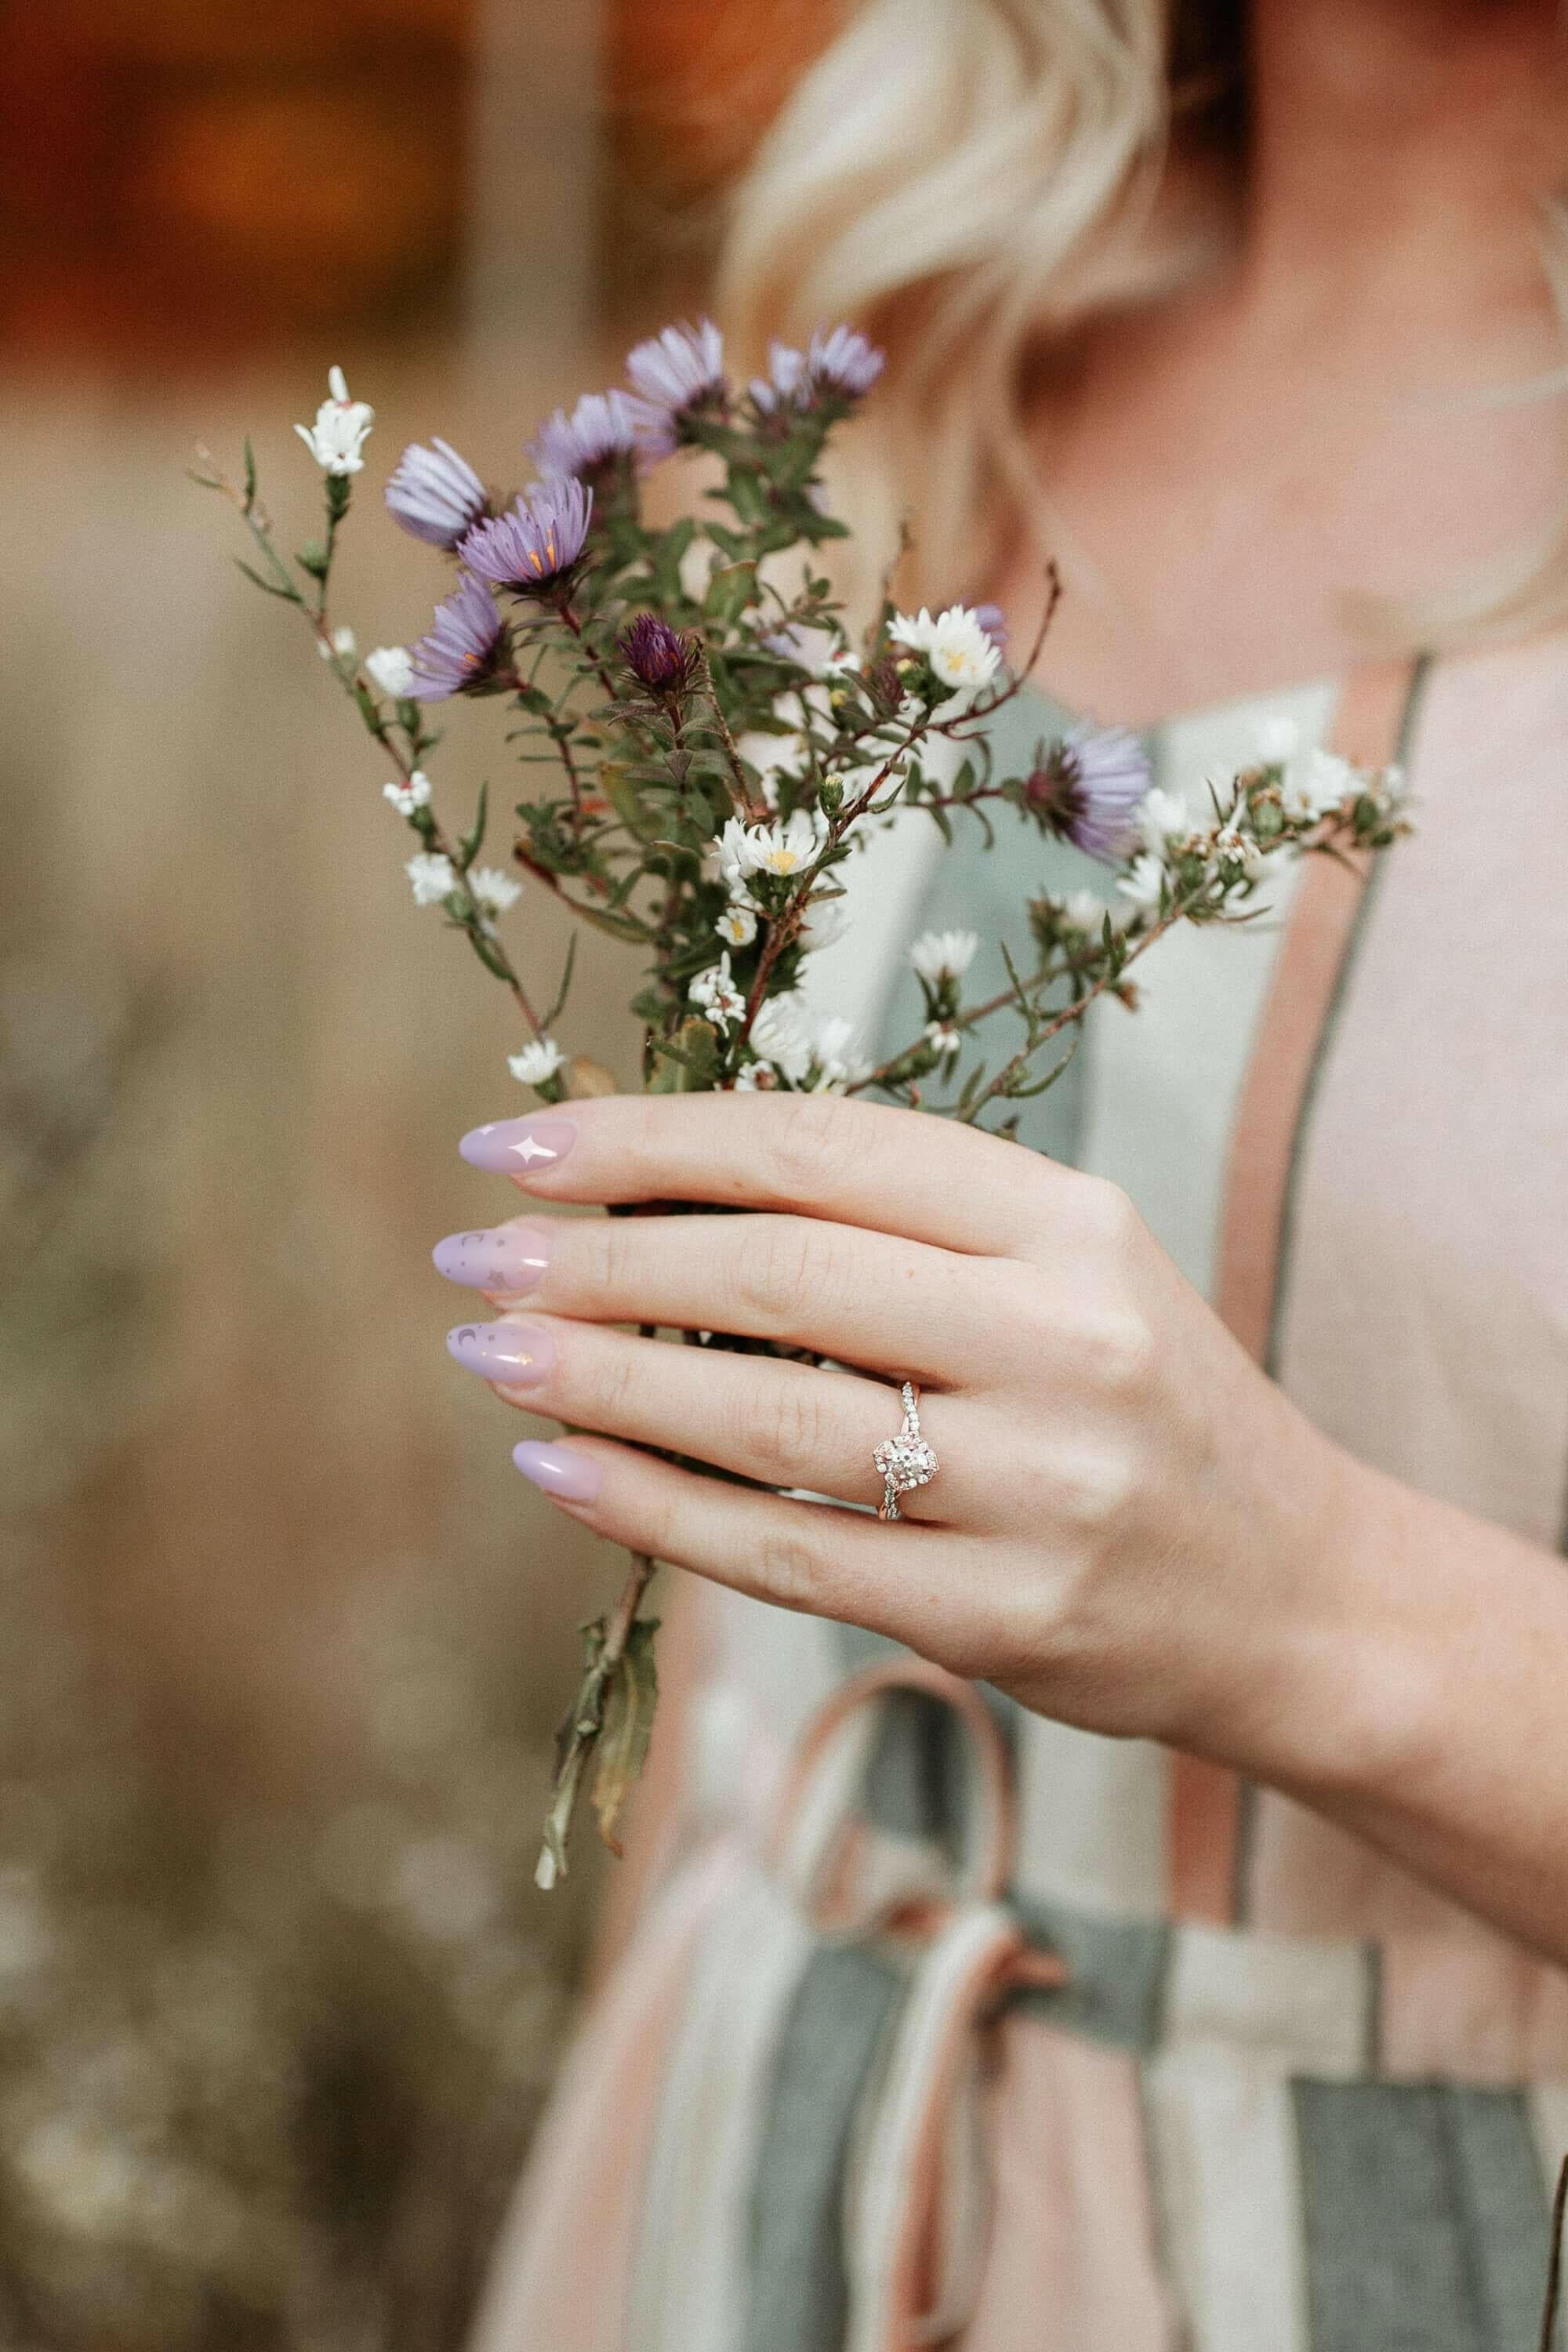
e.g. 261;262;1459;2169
195;325;1409;1885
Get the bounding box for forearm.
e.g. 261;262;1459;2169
1231;1443;1568;1961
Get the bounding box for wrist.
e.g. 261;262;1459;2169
1171;1406;1443;1806
1229;1432;1448;1805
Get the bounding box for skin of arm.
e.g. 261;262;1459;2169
445;1091;1568;1963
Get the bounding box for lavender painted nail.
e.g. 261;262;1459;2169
513;1440;602;1502
459;1116;577;1174
432;1225;550;1292
446;1321;554;1384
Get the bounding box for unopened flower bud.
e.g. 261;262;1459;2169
617;612;699;697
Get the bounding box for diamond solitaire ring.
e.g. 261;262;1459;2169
873;1383;938;1521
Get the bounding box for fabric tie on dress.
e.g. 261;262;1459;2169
739;1661;1065;2352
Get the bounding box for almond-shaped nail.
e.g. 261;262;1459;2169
459;1116;576;1175
433;1225;550;1292
447;1321;554;1385
513;1440;601;1502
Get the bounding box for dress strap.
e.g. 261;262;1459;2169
1168;655;1428;1926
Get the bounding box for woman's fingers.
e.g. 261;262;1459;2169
457;1092;1075;1258
447;1312;985;1524
510;1429;991;1657
434;1210;1022;1387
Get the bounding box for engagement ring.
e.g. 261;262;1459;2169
873;1382;938;1521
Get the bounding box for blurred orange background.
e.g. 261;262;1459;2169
0;5;838;2343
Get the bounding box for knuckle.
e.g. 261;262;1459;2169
1076;1174;1142;1259
768;1094;855;1203
619;1095;677;1200
633;1476;685;1564
731;1215;832;1328
755;1519;834;1611
576;1338;639;1429
740;1372;831;1475
595;1214;642;1302
1082;1305;1158;1398
1051;1439;1139;1534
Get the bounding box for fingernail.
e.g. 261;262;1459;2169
446;1321;554;1385
459;1116;577;1175
432;1225;550;1292
513;1440;602;1502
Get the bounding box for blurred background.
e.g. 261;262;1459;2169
0;3;838;2341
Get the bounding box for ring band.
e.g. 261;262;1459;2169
873;1381;939;1521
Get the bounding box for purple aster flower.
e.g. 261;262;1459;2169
618;613;699;697
460;477;593;597
528;387;673;481
973;602;1009;655
750;340;808;415
1024;725;1152;862
406;573;511;701
624;318;728;426
385;437;490;550
807;322;885;401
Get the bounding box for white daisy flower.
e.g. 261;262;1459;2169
891;604;1002;709
749;992;813;1082
718;809;823;887
716;817;757;895
1281;747;1355;824
808;1013;869;1093
924;1018;962;1058
735;1060;776;1091
748;809;824;877
1137;786;1190;856
406;851;456;906
366;645;416;698
891;605;939;653
799;895;848;953
508;1037;565;1086
1117;854;1167;914
1061;888;1105;935
470;866;523;915
688;952;746;1029
925;606;1002;702
1213;826;1266;881
716;901;758;948
296;365;374;476
909;927;979;984
319;624;357;661
383;770;432;816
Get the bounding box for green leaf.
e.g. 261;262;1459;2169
1004;1033;1081;1100
466;926;514;982
543;932;579;1031
296;540;329;580
234;557;300;603
459;780;489;871
600;763;662;843
590;1618;661;1855
649;1015;723;1093
705;562;757;630
242;436;257;510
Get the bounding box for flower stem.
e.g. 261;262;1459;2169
535;1549;658;1889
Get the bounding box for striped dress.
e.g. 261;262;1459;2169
471;637;1568;2352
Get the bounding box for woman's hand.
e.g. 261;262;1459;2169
434;1092;1374;1784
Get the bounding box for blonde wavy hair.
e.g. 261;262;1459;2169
716;0;1568;641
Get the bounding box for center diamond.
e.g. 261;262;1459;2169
874;1434;938;1494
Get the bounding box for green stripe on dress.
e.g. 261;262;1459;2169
746;1944;903;2352
1292;2078;1553;2351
